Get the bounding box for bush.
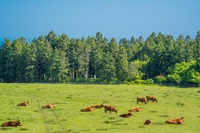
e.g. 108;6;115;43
127;79;153;85
133;80;146;84
155;75;167;83
145;79;154;84
166;74;181;83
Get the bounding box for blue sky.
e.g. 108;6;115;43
0;0;200;43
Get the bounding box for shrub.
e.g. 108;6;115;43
145;79;154;84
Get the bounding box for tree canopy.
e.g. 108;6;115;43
0;30;200;85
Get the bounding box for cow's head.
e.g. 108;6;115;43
100;104;104;108
128;112;132;116
115;110;118;113
180;117;184;122
16;121;22;126
154;98;158;102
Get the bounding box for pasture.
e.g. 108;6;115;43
0;83;200;133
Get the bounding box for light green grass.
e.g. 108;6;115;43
0;84;200;133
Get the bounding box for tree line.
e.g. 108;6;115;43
0;31;200;84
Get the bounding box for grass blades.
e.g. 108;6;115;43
0;84;200;133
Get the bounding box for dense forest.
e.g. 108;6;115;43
0;31;200;84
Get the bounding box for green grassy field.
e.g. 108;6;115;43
0;83;200;133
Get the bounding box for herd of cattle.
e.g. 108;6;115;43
79;95;184;126
1;95;184;127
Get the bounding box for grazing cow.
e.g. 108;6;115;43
119;112;133;118
17;101;30;106
104;105;118;113
1;120;22;127
42;103;55;108
90;104;104;109
128;107;142;112
165;117;184;124
80;107;95;112
144;119;152;125
137;97;147;104
146;96;158;103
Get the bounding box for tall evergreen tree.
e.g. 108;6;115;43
99;52;116;83
33;36;52;81
146;38;166;77
184;35;194;62
195;31;200;72
108;38;119;60
194;31;200;59
67;38;78;79
174;34;186;62
5;38;24;82
116;45;128;81
46;49;68;82
120;38;132;61
87;36;96;78
0;39;11;82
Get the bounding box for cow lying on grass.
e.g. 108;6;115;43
144;119;152;125
165;117;184;124
80;107;95;112
90;104;104;109
137;97;147;104
1;120;22;127
42;103;55;108
128;107;142;112
146;96;158;103
119;112;133;118
104;105;118;113
17;101;29;106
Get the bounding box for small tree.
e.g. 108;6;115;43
167;74;181;84
155;75;167;84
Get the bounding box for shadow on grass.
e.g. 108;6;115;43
103;117;124;125
176;102;185;107
163;95;169;98
160;114;169;117
67;129;73;132
153;122;165;125
44;119;56;124
96;128;109;131
1;127;12;130
81;129;90;132
19;128;28;131
149;110;158;113
67;129;81;133
103;100;109;104
61;119;67;121
138;125;145;128
66;95;73;99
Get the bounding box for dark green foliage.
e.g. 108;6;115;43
0;31;200;84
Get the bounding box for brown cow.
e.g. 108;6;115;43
144;119;152;125
146;96;158;103
137;97;147;104
80;107;95;112
1;120;22;127
119;112;133;118
128;107;142;112
165;117;184;124
104;105;118;113
17;101;30;106
90;104;104;109
42;103;55;108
